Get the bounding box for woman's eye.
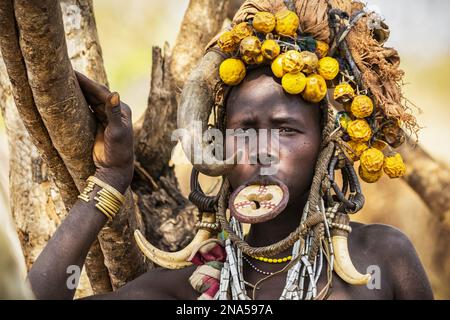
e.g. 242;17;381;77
279;127;295;134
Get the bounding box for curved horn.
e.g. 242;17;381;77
332;235;371;285
134;212;216;269
177;49;238;177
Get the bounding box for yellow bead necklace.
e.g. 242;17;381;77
249;255;292;264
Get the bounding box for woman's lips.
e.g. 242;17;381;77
243;174;283;187
229;174;290;224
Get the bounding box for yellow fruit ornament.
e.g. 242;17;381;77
318;57;340;80
261;40;280;60
345;140;368;162
347;119;372;142
302;74;327;103
334;83;355;104
242;54;265;65
218;31;238;53
315;40;329;59
275;9;300;37
383;153;406;178
359;165;383;183
283;50;304;73
282;72;307;94
219;58;246;86
253;12;276;34
351;95;374;119
337;112;352;130
360;148;384;173
240;36;261;58
271;53;286;78
233;22;253;41
299;51;319;74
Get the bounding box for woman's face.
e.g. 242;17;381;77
224;68;322;209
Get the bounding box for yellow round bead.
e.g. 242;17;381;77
275;9;300;37
282;72;307;94
219;58;246;86
218;30;238;53
271;53;286;78
351;95;374;119
318;57;340;80
261;39;280;60
347;119;372;142
383;153;406;178
268;259;273;263
277;259;283;263
346;140;368;162
242;54;264;65
359;165;383;183
334;83;356;104
315;40;329;59
299;51;319;74
302;74;327;103
240;36;261;58
263;258;269;262
282;257;288;262
233;22;253;41
253;11;276;34
282;50;304;73
360;148;385;173
287;256;292;260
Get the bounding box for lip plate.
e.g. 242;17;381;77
229;178;289;224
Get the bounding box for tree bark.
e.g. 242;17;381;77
0;49;95;298
0;0;78;207
170;0;230;91
132;45;197;265
60;0;112;294
133;0;231;261
0;0;145;293
13;0;97;188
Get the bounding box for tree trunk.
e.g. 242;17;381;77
60;0;116;294
170;0;230;91
0;0;145;293
400;139;450;229
133;0;230;260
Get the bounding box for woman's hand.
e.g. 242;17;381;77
76;71;134;194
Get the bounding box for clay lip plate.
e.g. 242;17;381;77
229;178;289;224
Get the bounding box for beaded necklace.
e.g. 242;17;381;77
215;199;335;300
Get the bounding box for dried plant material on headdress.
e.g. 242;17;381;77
343;3;419;138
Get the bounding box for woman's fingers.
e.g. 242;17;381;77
75;71;109;124
75;71;110;104
105;92;123;129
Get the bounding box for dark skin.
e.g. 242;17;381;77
27;69;433;300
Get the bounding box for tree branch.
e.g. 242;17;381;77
1;0;145;291
400;139;450;229
170;0;230;91
0;0;78;207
